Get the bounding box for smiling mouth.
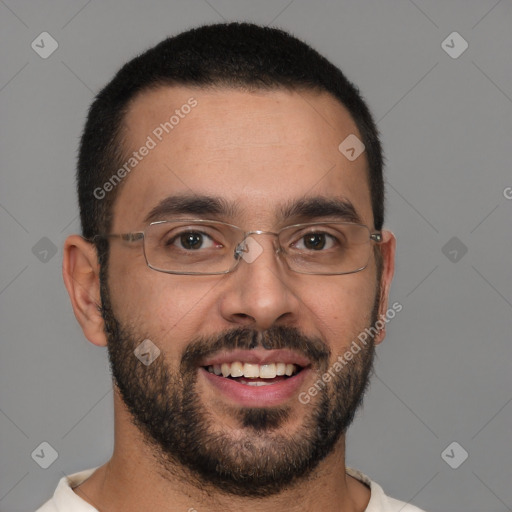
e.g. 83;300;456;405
203;362;304;386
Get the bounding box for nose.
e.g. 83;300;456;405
218;234;301;330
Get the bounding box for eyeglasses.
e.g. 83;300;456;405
93;219;382;276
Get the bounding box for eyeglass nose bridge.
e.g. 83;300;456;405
233;230;283;261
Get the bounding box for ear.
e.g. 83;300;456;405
62;235;107;347
373;230;396;345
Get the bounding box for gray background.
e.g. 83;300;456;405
1;1;511;511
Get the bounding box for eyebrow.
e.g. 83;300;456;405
143;194;362;225
279;196;362;224
144;195;239;224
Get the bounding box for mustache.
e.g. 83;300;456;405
181;325;331;370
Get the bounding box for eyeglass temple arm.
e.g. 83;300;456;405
91;232;144;243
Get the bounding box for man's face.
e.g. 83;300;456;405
101;86;388;496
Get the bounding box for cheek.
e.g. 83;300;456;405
305;274;377;352
107;255;219;340
106;251;157;324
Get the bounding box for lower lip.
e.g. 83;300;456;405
200;367;310;407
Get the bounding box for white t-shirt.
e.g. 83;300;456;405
35;466;426;511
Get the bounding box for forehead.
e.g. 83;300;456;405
111;85;373;230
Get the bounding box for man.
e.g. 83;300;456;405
37;22;426;512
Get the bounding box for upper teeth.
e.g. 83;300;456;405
206;362;297;379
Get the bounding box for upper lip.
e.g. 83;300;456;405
200;349;311;368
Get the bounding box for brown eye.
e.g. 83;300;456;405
293;231;337;251
179;232;205;250
303;233;327;250
164;231;216;251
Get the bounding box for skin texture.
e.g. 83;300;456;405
63;86;396;512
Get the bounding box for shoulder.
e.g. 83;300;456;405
35;500;58;512
383;495;427;512
34;467;100;512
35;498;64;512
346;467;428;512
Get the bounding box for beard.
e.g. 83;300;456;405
99;267;379;497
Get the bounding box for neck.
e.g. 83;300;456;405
73;392;370;512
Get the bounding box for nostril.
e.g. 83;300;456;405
232;313;255;325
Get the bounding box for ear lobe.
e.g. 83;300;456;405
373;230;396;345
62;235;107;347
